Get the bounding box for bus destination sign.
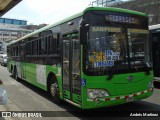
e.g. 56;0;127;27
105;15;139;24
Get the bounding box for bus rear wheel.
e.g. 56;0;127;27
14;68;19;81
11;67;15;79
49;79;61;103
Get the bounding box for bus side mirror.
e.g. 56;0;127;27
79;19;89;45
79;19;86;27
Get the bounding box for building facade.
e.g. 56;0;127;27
90;0;160;25
0;18;32;54
111;0;160;25
0;18;27;25
0;24;31;42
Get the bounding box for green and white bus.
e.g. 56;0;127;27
149;24;160;82
7;7;153;109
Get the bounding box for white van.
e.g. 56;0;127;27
0;54;7;66
0;79;8;105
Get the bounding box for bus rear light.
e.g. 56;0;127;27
87;89;109;99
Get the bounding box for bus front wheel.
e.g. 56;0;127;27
49;79;61;103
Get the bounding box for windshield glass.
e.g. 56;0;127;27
85;26;150;75
128;29;150;68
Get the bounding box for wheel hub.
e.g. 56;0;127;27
50;83;57;96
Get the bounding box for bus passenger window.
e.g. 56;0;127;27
40;38;47;54
32;41;38;55
16;46;19;56
26;42;32;55
48;34;57;54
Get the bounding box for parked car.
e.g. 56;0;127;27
0;79;7;105
0;54;7;66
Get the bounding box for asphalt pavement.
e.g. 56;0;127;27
0;65;160;120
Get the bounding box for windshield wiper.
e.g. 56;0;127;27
106;60;122;80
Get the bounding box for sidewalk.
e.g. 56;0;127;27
0;105;13;120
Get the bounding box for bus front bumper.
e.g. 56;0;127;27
83;88;153;109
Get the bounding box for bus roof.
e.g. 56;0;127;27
84;7;147;16
149;24;160;30
9;7;147;45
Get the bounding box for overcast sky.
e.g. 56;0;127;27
2;0;128;25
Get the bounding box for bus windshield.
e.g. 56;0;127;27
85;26;150;75
128;29;150;67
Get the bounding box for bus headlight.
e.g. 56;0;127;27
87;89;109;99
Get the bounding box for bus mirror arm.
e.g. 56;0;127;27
143;62;150;75
79;19;89;45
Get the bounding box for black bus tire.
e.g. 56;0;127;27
49;79;61;103
14;68;19;81
11;67;15;79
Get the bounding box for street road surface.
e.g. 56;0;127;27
0;65;160;120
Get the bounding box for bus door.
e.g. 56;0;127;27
20;44;26;79
152;34;160;77
62;33;81;105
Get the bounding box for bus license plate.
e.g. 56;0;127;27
126;97;133;102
